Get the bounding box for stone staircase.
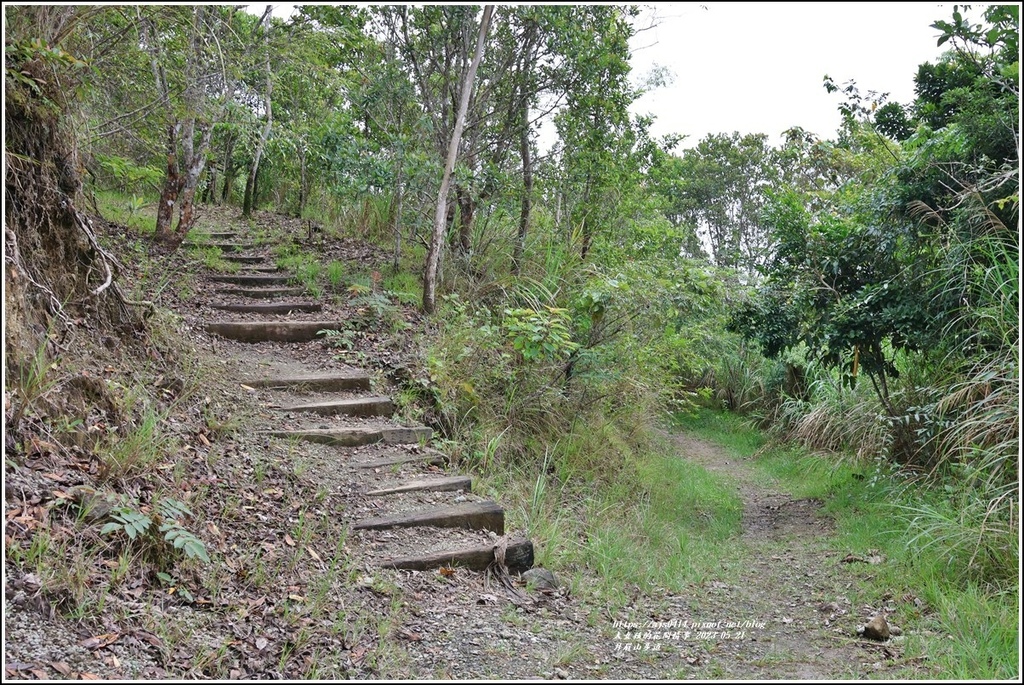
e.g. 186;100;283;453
191;229;534;574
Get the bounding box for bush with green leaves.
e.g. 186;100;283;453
502;306;578;362
101;497;209;564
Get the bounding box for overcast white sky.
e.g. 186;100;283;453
628;2;955;146
263;2;959;148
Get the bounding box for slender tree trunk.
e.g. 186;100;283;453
423;5;493;314
243;6;273;218
154;123;182;244
221;132;236;204
513;100;532;274
204;160;217;204
455;184;475;254
392;164;404;270
175;123;213;237
297;144;308;218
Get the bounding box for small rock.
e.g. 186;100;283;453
522;568;559;592
861;614;890;641
554;667;569;679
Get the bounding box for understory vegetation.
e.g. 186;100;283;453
4;3;1018;678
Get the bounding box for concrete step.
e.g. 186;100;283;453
211;302;322;314
241;370;371;392
217;287;306;299
189;231;238;240
208;273;292;287
269;425;432;447
352;501;504;534
279;396;394;418
223;255;266;264
185;242;256;252
205;320;345;343
350;449;445;469
381;538;533;573
238;266;281;273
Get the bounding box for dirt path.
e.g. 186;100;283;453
645;431;905;679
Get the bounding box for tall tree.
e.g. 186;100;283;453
242;7;273;218
423;6;494;313
133;6;244;249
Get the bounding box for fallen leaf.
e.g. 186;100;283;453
438;566;456;577
31;669;49;680
240;384;256;392
288;594;305;602
134;630;163;648
79;672;102;680
197;433;211;447
255;637;268;651
79;633;119;650
51;662;72;676
306;546;321;562
284;533;295;547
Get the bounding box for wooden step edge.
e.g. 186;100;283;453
268;426;432;447
364;475;471;497
351;500;504;534
222;255;266;264
280;397;395;417
211;302;322;314
381;538;534;573
207;275;293;285
204;321;346;343
243;372;371;392
351;451;446;469
216;287;306;299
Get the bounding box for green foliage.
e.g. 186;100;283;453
502;307;577;362
5;36;88;103
101;497;209;563
93;154;164;193
352;292;405;331
326;261;346;288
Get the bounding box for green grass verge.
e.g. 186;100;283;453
673;407;1019;680
480;419;743;621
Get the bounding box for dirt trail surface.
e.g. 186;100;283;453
5;209;911;680
655;432;911;679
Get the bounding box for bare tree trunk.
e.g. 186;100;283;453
392;164;404;270
423;5;493;314
175;122;213;237
220;131;236;204
243;6;273;218
297;143;308;217
142;6;222;250
455;184;475;254
154;123;182;244
513;100;532;274
204;160;217;203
